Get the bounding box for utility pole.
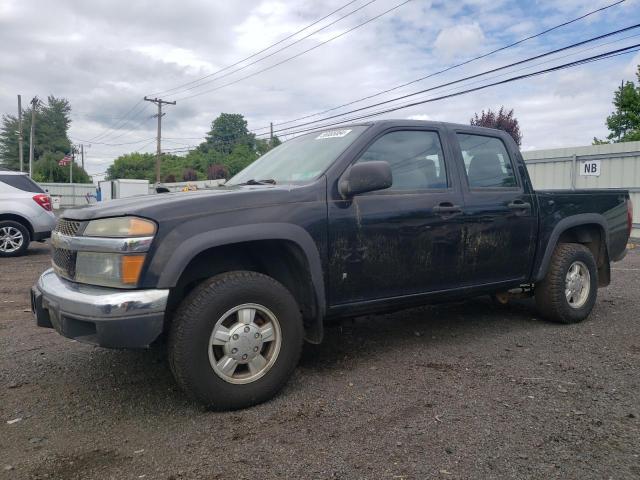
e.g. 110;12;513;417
17;95;24;172
270;122;274;144
69;145;74;184
80;144;84;169
143;96;176;183
28;96;38;178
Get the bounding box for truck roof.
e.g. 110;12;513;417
315;119;508;137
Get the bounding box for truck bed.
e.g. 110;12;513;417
535;189;630;271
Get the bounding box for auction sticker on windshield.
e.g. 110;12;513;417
316;129;352;139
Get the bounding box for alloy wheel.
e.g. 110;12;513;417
565;260;590;309
208;303;282;384
0;226;24;253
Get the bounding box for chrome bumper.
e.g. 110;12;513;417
31;268;169;348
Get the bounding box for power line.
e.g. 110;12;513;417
111;43;640;159
259;24;640;137
148;0;371;97
85;99;146;142
134;139;157;153
71;103;158;153
403;31;640;107
169;0;412;102
70;137;156;146
164;136;207;140
90;103;156;143
136;44;640;159
262;44;640;138
72;0;624;150
252;0;627;132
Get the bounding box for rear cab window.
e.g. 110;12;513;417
0;174;44;193
456;134;517;189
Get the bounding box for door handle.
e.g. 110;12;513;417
433;203;462;214
507;201;531;211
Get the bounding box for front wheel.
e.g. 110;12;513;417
168;271;303;410
535;243;598;324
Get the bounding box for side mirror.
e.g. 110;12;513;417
339;161;392;198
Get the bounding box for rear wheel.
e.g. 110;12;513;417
535;243;598;324
168;271;303;410
0;221;30;257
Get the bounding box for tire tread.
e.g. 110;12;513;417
168;270;302;409
535;243;597;324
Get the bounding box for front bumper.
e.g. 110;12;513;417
31;268;169;348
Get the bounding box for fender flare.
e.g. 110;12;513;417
534;213;609;282
155;223;326;339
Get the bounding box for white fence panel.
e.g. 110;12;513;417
40;183;97;208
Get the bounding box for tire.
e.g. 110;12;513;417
168;271;303;410
0;220;30;257
535;243;598;324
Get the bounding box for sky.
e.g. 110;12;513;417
1;0;639;179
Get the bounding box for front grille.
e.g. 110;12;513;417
55;219;81;237
52;247;77;280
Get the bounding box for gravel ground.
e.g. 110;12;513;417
1;242;639;480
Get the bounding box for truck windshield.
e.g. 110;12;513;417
227;126;368;185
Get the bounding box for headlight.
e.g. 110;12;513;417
75;252;146;288
84;217;156;237
69;216;156;288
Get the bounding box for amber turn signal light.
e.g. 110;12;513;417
121;255;146;285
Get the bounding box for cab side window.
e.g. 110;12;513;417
356;130;447;191
457;134;517;188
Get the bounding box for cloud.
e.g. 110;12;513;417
406;114;432;121
0;0;637;177
434;23;486;59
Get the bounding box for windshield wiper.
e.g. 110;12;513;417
238;178;276;185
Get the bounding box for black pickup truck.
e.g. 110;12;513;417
32;120;632;409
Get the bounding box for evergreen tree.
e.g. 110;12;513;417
0;95;91;182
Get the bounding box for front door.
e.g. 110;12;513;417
328;128;465;305
453;131;537;285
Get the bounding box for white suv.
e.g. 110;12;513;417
0;171;56;257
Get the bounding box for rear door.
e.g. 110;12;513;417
328;127;466;304
450;129;537;285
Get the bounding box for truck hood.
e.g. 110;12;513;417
62;183;320;222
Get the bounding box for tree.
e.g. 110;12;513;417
0;95;90;181
207;164;228;180
32;151;91;183
0;96;74;170
594;67;640;144
106;153;155;180
202;113;256;154
102;113;281;182
470;106;522;146
225;144;259;177
182;168;197;181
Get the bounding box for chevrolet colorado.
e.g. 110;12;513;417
31;120;632;410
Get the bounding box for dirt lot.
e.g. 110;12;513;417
1;243;639;480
